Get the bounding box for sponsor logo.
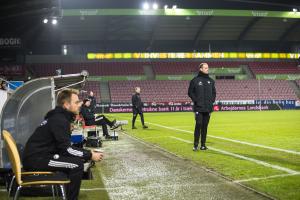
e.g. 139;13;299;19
40;120;48;126
252;11;268;17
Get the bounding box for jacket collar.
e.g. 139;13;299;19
45;106;76;122
197;71;209;78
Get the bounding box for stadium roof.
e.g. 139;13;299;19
1;0;300;53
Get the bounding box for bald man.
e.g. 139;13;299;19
188;63;216;151
131;87;148;129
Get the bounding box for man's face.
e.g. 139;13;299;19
135;87;141;93
90;91;94;96
1;82;6;89
200;63;209;74
64;94;81;114
85;101;91;107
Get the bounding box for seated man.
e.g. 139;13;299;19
22;89;104;200
80;98;120;138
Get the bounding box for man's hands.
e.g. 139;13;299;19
91;151;104;162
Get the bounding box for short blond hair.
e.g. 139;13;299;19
199;63;208;69
57;89;79;107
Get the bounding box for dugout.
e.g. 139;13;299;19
0;71;88;169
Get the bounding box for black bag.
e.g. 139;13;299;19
86;136;102;147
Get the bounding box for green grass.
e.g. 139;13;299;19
109;110;300;200
1;110;299;199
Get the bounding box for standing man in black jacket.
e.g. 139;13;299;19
23;89;104;200
188;63;216;151
132;87;148;129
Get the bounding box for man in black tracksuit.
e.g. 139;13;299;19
132;87;148;129
88;91;97;112
80;98;119;137
23;90;103;200
188;63;216;151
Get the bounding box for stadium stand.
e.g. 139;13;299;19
109;80;190;103
152;61;243;75
216;80;298;100
296;80;300;87
109;79;298;103
79;81;101;102
28;62;300;103
29;62;146;77
29;61;300;78
248;62;300;74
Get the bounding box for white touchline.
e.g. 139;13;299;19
143;121;300;155
234;173;300;183
169;136;299;175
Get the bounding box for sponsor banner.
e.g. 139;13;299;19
95;100;295;113
254;99;295;105
296;100;300;108
0;37;22;48
216;100;255;105
96;102;193;113
87;52;300;60
218;104;280;111
7;81;24;90
254;100;296;109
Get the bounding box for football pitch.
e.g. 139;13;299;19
109;110;300;200
0;110;299;200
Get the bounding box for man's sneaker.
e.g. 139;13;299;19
111;121;121;130
200;146;208;150
143;125;148;129
132;126;137;129
193;146;199;151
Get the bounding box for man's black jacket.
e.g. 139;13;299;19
80;105;95;126
88;95;97;112
132;93;143;112
188;72;216;113
23;106;91;162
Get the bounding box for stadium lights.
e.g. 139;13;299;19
43;18;59;25
63;45;67;55
153;3;158;10
52;18;58;25
164;5;178;10
143;2;159;10
143;2;150;10
292;8;298;12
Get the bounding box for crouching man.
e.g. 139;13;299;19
22;89;103;200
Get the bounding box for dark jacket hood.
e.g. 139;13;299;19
45;106;75;122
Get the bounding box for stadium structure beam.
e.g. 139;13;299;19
147;16;160;51
279;19;300;42
193;16;212;48
62;9;300;19
238;17;261;41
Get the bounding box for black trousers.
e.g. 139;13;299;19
86;115;114;136
194;112;211;147
132;108;145;127
23;156;84;200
